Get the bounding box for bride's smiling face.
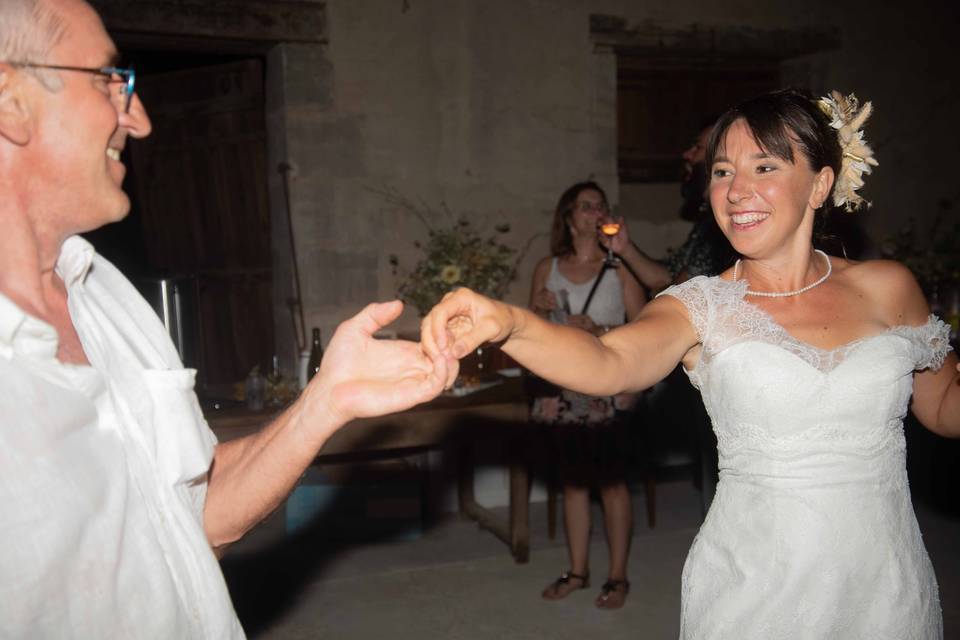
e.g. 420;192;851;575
709;119;832;259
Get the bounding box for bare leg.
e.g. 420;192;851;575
542;482;591;599
596;480;632;608
563;483;592;576
599;481;632;579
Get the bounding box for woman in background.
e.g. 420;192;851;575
529;182;645;609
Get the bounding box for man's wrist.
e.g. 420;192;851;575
292;381;349;449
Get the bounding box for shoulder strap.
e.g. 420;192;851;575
580;264;611;315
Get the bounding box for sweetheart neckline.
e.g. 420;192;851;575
724;278;930;356
680;277;939;377
710;332;908;376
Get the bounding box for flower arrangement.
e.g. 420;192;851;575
391;217;518;315
379;188;535;315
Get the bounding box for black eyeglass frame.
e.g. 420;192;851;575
4;62;135;113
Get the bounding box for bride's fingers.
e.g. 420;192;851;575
420;313;441;359
444;355;460;389
423;306;458;359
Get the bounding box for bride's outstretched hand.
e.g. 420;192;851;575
421;288;516;387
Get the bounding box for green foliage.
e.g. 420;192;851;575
392;218;517;315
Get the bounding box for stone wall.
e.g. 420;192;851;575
284;1;619;349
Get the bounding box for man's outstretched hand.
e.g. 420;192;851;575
300;301;453;433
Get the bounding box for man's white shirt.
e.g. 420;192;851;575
0;236;244;638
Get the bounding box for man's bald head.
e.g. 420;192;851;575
1;0;69;88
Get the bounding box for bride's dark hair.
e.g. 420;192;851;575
706;88;842;212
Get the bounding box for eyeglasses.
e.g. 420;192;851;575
573;200;610;214
6;62;135;113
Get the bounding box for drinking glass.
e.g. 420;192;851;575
599;219;621;266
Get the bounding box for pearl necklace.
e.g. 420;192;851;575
733;249;832;298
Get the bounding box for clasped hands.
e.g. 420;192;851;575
297;294;516;428
298;284;610;434
296;300;452;432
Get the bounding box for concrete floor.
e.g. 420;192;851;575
221;478;960;639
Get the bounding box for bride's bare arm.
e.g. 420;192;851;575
421;287;697;397
914;351;960;438
870;261;960;437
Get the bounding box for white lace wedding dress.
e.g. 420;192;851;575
660;276;952;640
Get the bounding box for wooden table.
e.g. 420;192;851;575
207;378;532;562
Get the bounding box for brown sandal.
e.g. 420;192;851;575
595;578;630;609
541;570;590;600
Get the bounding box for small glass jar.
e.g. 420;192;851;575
245;367;266;411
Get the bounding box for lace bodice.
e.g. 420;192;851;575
664;276;950;379
657;275;950;639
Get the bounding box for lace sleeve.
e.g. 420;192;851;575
656;276;711;341
898;315;953;371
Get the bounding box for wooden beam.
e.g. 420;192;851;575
89;0;327;44
590;14;840;60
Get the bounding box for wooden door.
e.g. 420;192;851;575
130;59;272;385
617;55;779;182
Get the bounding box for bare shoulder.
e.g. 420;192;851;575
836;257;930;325
530;255;553;283
533;255;553;275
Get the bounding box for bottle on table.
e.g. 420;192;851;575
307;327;323;383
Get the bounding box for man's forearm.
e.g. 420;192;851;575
203;397;342;553
201;302;450;554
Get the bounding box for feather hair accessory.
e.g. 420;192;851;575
816;91;879;212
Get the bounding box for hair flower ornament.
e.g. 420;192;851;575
817;91;879;212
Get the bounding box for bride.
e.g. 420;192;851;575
421;89;959;638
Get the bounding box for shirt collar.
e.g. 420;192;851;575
55;236;97;288
0;292;59;359
0;235;96;359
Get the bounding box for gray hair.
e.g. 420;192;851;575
0;0;69;90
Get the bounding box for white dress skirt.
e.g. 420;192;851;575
659;276;949;640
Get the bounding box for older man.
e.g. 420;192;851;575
0;0;449;636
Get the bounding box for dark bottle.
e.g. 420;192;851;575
307;328;323;383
